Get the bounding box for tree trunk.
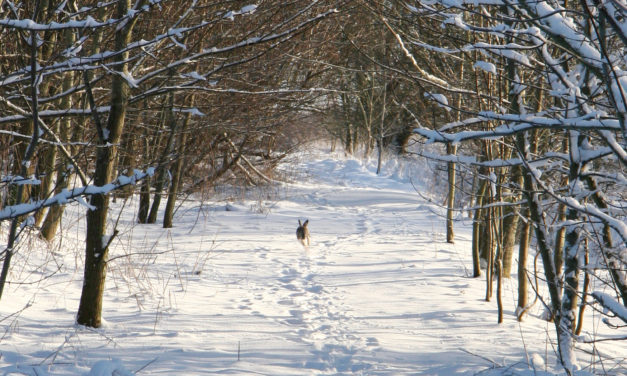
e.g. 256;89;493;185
138;176;151;224
147;95;178;224
345;122;353;155
40;125;70;241
77;0;137;328
116;132;137;199
494;216;503;323
585;175;626;306
164;97;193;228
554;202;567;288
517;128;571;372
447;62;464;243
33;141;56;227
575;237;590;335
484;204;494;301
376;83;387;175
137;129;152;223
556;132;587;371
501;204;518;278
446;143;457;243
517;207;531;321
40;23;75;240
0;10;42;300
471;179;486;277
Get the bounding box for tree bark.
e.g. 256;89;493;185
575;238;590;335
40;22;76;240
147;93;178;223
446;143;457;243
77;0;138;328
471;178;486;277
501;204;518;278
584;175;626;306
554;202;567;278
164;96;193;228
517;127;571;372
517;207;531;321
556;131;586;372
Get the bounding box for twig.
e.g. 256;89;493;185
134;357;159;374
460;348;500;367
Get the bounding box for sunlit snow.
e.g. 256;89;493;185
0;147;624;375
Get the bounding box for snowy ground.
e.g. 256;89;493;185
1;147;625;375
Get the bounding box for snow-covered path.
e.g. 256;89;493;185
1;150;625;375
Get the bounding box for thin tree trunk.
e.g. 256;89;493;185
447;62;464;242
138;176;151;224
484;203;494;302
77;0;138;328
517;208;531;321
164;97;193;228
554;203;567;287
376;83;386;175
471;179;486;277
40;22;76;240
116;133;136;199
517;127;570;372
501;204;518;278
137;128;152;223
147;94;178;223
556;132;586;371
34;139;56;227
345;122;353;155
575;237;590;335
585;175;626;306
40;124;70;241
446;143;457;243
494;216;503;323
0;8;42;299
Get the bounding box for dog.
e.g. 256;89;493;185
296;219;310;246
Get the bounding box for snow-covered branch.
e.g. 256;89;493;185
592;292;627;324
0;169;154;222
415;114;622;144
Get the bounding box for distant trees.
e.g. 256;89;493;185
360;0;626;374
0;0;341;327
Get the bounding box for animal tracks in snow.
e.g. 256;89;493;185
5;153;624;376
260;249;372;373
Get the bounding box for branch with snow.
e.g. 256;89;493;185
424;92;451;112
0;169;154;222
592;292;627;324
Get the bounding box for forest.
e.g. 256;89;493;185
0;1;626;375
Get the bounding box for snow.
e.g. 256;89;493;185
173;107;205;116
117;70;139;89
592;291;627;323
87;359;133;376
0;148;625;375
474;60;497;74
424;92;450;111
224;4;258;20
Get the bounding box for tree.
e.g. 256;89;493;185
366;0;627;373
